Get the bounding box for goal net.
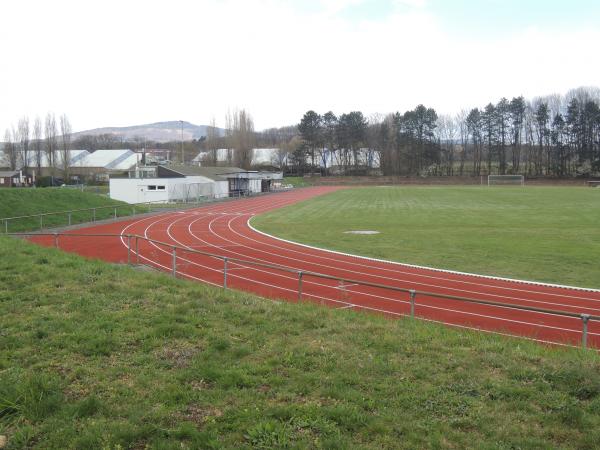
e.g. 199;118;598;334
487;175;524;186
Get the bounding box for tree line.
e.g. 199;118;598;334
4;86;598;177
2;113;72;178
284;86;600;177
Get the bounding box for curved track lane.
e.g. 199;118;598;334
29;187;600;348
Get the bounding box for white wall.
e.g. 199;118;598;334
249;179;261;193
110;178;169;204
214;180;228;198
110;177;216;204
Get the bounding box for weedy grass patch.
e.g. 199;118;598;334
1;236;600;448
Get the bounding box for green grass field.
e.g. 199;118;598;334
252;186;600;289
2;236;600;449
0;188;145;232
283;176;316;187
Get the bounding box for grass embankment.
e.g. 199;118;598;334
81;185;109;196
0;188;146;232
253;186;600;289
1;237;600;448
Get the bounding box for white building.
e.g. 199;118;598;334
109;165;283;204
0;148;142;182
70;149;141;182
191;148;283;167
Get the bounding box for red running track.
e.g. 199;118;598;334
29;187;600;348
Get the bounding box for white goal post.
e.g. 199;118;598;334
487;175;525;186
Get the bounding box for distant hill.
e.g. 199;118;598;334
73;121;224;143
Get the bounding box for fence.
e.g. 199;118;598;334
0;189;270;234
8;231;600;350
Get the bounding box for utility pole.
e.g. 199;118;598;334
179;120;184;164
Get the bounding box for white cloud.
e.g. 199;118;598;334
393;0;427;8
0;0;597;134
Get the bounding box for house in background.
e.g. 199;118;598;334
0;170;34;187
0;148;141;184
69;149;141;182
190;148;283;168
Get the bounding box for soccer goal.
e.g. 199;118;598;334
487;175;525;186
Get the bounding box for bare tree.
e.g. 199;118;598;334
271;135;302;169
32;116;43;178
17;117;30;172
44;113;58;177
231;109;255;170
456;110;469;176
59;114;72;180
4;128;18;170
205;116;220;165
436;114;457;175
224;110;234;166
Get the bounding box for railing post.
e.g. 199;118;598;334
4;219;7;234
68;212;72;226
135;236;139;264
172;246;177;277
298;271;303;301
223;257;228;288
581;314;590;349
92;208;96;222
40;215;43;231
409;289;416;318
337;279;347;306
54;233;58;249
127;235;132;265
114;207;117;219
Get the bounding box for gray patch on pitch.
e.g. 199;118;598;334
344;230;380;235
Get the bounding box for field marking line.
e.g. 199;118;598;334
185;210;596;333
246;219;600;294
230;216;600;311
191;195;600;315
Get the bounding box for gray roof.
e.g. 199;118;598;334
0;170;19;177
164;165;245;181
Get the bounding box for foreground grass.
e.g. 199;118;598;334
253;186;600;289
0;188;145;232
2;237;600;448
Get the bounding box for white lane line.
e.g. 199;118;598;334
222;214;600;313
180;209;594;335
247;218;600;295
112;192;598;345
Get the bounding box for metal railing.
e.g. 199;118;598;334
0;189;276;234
7;231;599;349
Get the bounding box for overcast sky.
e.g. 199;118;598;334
1;0;599;133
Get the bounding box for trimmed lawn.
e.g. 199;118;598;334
252;186;600;289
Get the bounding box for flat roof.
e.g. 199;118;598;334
161;165;245;181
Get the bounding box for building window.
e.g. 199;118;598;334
147;185;156;191
0;178;4;184
157;185;165;190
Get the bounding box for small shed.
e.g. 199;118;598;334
223;170;283;195
157;165;245;197
0;170;33;187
